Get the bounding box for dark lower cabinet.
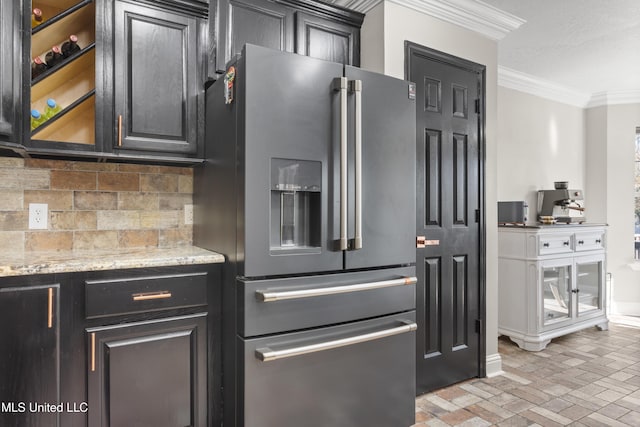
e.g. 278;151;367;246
86;314;208;427
0;283;60;427
0;263;220;427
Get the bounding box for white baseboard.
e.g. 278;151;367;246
609;301;640;316
485;352;503;377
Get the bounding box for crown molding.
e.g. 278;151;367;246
498;66;640;108
587;90;640;108
330;0;525;40
498;66;592;108
327;0;383;13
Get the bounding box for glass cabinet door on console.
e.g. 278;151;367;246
576;256;604;317
541;262;571;327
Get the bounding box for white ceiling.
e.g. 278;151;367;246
333;0;640;104
479;0;640;96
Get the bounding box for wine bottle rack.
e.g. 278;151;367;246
30;0;95;145
32;0;93;35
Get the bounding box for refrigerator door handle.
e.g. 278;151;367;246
255;276;418;302
255;320;418;361
334;77;349;251
350;79;363;250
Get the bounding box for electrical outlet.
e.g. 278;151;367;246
184;204;194;225
29;203;48;230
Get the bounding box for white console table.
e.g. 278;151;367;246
498;224;608;351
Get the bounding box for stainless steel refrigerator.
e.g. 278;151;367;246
195;44;417;427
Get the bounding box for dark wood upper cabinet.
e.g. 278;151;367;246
109;0;204;156
0;0;361;162
2;0;207;163
211;0;363;75
295;11;360;66
0;0;22;145
215;0;294;72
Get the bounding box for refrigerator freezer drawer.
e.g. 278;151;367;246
239;311;416;427
237;267;416;337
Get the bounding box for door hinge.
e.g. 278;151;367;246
475;209;480;223
475;319;482;333
474;99;480;114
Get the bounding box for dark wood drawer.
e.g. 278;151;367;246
85;272;208;318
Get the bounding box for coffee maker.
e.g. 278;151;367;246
537;182;586;224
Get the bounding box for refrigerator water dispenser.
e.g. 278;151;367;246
270;158;321;253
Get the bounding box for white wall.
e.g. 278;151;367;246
497;87;586;220
360;3;384;73
497;90;640;315
361;1;501;376
587;104;640;315
585;106;607;225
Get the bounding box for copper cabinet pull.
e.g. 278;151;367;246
91;332;96;372
117;115;122;147
132;291;172;301
47;287;53;328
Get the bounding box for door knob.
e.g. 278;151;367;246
416;236;439;248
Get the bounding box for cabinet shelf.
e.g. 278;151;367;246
31;89;95;136
32;42;94;85
29;0;96;148
32;0;93;36
32;93;95;145
31;1;95;62
31;48;95;116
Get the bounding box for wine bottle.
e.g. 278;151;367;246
31;8;44;28
31;56;47;79
30;110;45;131
61;35;81;58
44;46;63;68
44;99;62;120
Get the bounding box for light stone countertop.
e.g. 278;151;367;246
0;246;225;277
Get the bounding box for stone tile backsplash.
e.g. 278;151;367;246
0;157;194;255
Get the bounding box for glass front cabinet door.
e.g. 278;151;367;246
540;260;572;328
575;254;605;318
539;254;605;331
